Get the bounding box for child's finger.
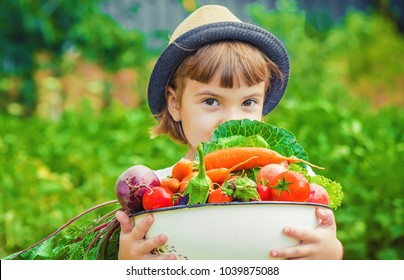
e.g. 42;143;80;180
130;214;154;240
315;208;336;228
138;234;170;256
115;210;132;234
269;226;316;259
281;226;317;243
269;244;312;260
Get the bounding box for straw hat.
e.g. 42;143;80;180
147;5;290;116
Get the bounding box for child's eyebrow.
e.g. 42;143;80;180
194;90;222;97
194;91;265;102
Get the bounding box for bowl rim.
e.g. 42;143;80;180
129;201;330;218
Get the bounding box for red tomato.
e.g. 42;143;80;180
207;188;233;203
257;184;272;201
142;186;173;210
256;163;287;186
269;171;310;202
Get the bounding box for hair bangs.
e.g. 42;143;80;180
174;41;273;90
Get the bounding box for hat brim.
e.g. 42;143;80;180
148;21;290;116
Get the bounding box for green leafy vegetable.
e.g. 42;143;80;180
3;200;121;260
231;176;260;202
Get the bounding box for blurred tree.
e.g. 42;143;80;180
0;0;148;116
373;0;404;32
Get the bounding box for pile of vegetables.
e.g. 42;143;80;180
4;119;343;260
118;120;343;215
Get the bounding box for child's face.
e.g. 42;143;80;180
168;72;265;157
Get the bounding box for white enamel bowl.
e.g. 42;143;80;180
131;201;328;260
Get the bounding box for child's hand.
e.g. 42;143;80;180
115;210;176;260
269;208;343;260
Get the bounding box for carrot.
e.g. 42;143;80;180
204;147;324;171
172;158;194;181
160;177;180;193
206;156;258;183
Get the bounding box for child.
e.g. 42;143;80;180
116;5;343;260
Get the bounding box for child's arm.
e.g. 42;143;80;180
115;210;176;260
269;208;343;260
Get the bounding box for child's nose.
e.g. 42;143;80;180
221;108;245;123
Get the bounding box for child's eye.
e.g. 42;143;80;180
241;99;257;107
203;98;219;106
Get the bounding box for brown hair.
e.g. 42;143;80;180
150;41;283;144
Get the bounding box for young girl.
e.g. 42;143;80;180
116;5;343;260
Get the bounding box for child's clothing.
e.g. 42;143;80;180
154;166;174;180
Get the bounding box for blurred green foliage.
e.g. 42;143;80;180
0;0;149;115
251;0;404;259
0;103;186;258
1;0;403;259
